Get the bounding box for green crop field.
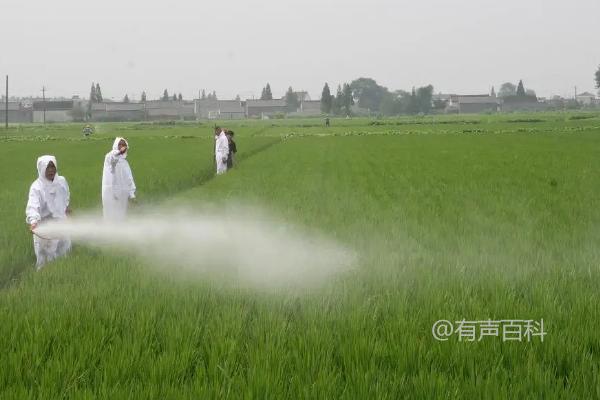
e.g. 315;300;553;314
1;112;600;398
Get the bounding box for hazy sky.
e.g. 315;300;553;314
0;0;598;100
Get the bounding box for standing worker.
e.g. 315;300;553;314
102;137;136;220
226;130;237;169
215;127;229;175
26;155;72;270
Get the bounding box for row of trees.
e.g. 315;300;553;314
257;81;354;114
90;83;192;104
200;89;218;101
255;80;432;116
497;80;536;98
316;77;551;116
320;83;354;115
284;87;299;112
260;84;273;100
87;67;600;114
89;83;103;103
87;83;104;117
320;78;434;116
161;90;184;102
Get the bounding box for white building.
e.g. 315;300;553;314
33;100;80;123
576;92;596;106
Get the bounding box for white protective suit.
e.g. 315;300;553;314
102;137;136;220
215;130;229;175
25;155;71;269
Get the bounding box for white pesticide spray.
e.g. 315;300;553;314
34;207;356;288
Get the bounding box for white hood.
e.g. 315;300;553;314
112;137;129;158
36;155;59;186
26;155;70;225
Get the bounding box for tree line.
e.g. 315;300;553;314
85;64;600;117
319;78;435;116
89;83;187;105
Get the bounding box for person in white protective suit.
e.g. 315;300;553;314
102;137;136;220
25;155;72;270
214;126;229;175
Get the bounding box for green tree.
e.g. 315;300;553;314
285;86;299;112
123;94;130;103
595;65;600;89
141;91;147;102
201;89;206;100
212;91;217;100
394;90;412;114
349;77;388;112
261;83;273;100
162;89;169;101
89;83;97;103
416;85;434;114
320;83;332;114
87;83;96;117
178;93;183;101
332;85;343;115
95;83;103;102
342;83;354;115
516;80;526;96
380;92;400;116
498;82;517;98
407;87;418;114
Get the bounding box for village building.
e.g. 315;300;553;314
195;99;245;119
91;102;145;121
289;100;322;116
576;92;597;106
32;99;85;123
0;101;33;123
454;95;502;113
144;100;195;120
245;99;287;118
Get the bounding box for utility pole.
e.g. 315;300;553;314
42;86;46;124
5;75;8;129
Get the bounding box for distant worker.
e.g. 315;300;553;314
215;127;229;175
26;155;72;270
226;130;237;169
82;124;94;138
213;126;219;166
325;117;330;127
102;137;136;220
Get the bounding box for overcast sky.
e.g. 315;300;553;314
0;0;598;100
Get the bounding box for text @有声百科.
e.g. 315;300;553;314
432;319;546;342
